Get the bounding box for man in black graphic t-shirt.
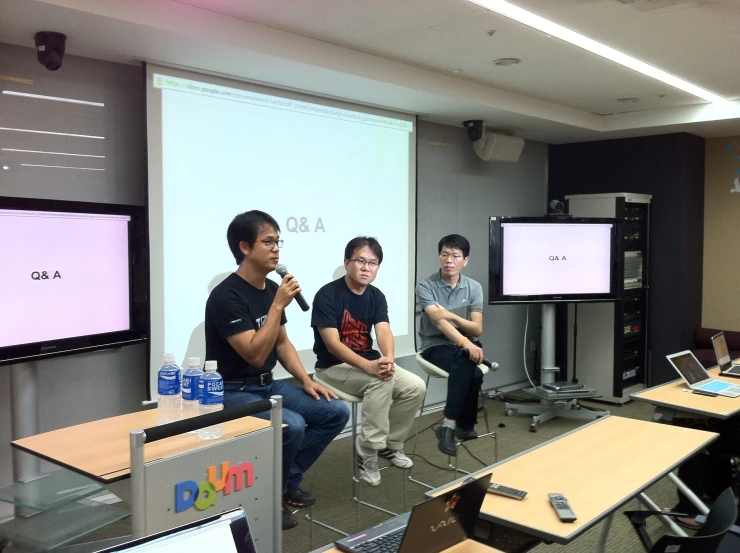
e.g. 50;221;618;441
312;237;425;487
205;210;349;530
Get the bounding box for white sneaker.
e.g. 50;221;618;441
379;448;414;469
355;435;381;486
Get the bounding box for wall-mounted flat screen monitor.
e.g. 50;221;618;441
0;196;148;365
489;216;622;304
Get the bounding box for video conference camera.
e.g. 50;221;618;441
35;32;67;71
549;199;565;213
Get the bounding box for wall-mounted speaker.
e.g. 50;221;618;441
473;132;525;162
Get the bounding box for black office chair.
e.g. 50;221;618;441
624;487;738;552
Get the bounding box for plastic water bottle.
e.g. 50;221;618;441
181;356;203;432
198;360;224;439
157;353;182;425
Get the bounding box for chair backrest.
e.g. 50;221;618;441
651;488;737;553
696;488;738;537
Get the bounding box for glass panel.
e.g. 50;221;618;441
0;499;130;551
0;470;102;511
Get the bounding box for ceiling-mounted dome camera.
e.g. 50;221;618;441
462;120;484;142
35;32;67;71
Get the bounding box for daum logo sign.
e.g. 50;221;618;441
175;461;255;513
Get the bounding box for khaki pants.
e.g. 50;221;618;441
316;364;426;450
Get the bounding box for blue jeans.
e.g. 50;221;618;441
224;379;349;493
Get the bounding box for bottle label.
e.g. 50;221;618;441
182;374;200;401
202;378;224;405
158;368;181;396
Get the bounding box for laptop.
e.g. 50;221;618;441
711;331;740;377
334;473;491;553
666;350;740;397
95;509;255;553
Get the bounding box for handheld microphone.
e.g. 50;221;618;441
462;348;499;370
275;264;310;312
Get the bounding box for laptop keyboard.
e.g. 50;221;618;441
725;365;740;375
700;380;736;393
353;530;405;553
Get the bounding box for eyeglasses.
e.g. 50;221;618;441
261;238;284;249
439;252;464;261
349;258;380;268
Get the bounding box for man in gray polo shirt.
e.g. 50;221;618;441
416;234;486;456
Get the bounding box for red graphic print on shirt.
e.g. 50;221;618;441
340;309;370;352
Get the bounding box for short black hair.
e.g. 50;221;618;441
344;236;383;264
227;210;280;264
438;234;470;258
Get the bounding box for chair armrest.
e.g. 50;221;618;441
624;510;690;522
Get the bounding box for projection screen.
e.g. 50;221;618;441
146;65;416;395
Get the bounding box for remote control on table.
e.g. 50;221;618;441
548;493;577;522
487;482;527;500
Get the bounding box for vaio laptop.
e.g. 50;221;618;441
95;509;255;553
711;331;740;377
334;473;492;553
667;350;740;397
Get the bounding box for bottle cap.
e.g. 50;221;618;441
163;353;176;364
187;356;201;368
204;360;218;372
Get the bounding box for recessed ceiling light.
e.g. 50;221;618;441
2;91;104;107
493;58;521;66
617;97;639;103
2;164;9;171
466;0;728;103
452;69;463;74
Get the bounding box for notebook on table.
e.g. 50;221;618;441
95;509;255;553
666;350;740;397
711;331;740;377
334;473;492;553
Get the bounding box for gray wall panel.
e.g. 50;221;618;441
406;121;547;403
0;43;147;520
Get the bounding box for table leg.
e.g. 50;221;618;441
596;513;613;553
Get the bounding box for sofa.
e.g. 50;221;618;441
693;327;740;368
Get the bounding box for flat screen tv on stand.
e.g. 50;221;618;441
0;196;148;485
488;216;623;431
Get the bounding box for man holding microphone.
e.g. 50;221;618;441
205;210;349;529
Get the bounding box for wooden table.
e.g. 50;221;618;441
12;410;271;483
631;366;740;420
312;539;505;553
429;416;717;551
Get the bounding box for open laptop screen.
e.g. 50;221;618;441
712;332;731;367
668;351;710;385
97;510;255;553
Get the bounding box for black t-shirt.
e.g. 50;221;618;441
311;277;390;369
204;273;287;380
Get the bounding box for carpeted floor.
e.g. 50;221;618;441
76;395;684;553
